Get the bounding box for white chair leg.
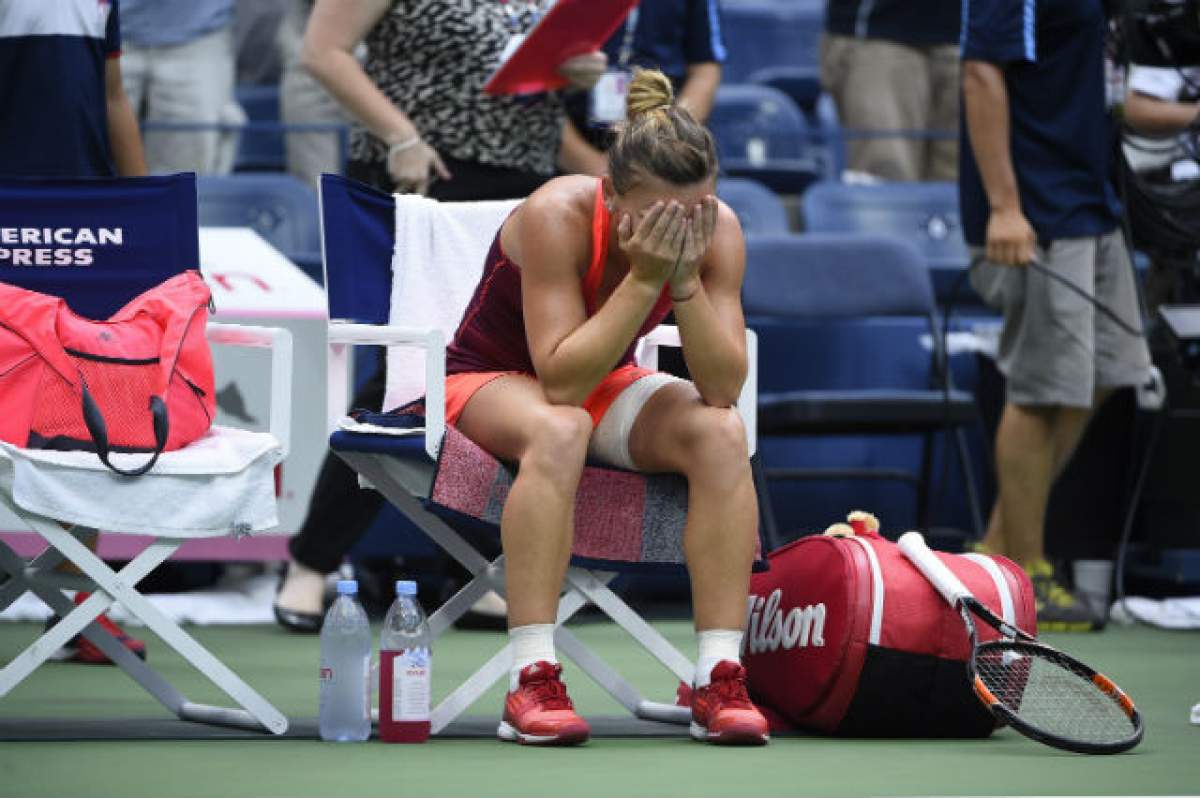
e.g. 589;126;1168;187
564;568;694;683
555;627;692;725
4;517;288;735
0;535;184;711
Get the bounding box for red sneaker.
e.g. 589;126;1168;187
497;661;590;746
690;661;769;745
56;592;147;665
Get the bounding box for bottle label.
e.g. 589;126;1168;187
392;647;431;722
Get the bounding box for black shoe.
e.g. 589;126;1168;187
273;568;324;633
272;603;323;633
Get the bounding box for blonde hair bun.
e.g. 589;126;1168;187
625;67;674;120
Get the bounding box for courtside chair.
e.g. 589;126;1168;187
0;174;292;735
716;177;791;235
720;1;824;82
802;182;976;304
709;85;825;194
197;173;323;282
318;174;766;734
743;233;985;540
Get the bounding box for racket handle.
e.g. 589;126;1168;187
898;531;973;607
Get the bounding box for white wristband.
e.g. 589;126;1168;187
387;135;421;160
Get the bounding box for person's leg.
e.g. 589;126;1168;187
626;383;756;633
453;374;592;745
142;27;236;174
994;402;1058;567
621;379;767;744
983;237;1109;627
275;364;386;625
454;376;591;630
924;43;961;181
821;34;928;181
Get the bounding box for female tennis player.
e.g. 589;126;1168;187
444;68;768;746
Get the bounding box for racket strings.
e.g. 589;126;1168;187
976;645;1136;745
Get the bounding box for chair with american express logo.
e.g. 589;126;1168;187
0;174;292;736
319;173;768;734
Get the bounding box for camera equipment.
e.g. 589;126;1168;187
1118;0;1200;67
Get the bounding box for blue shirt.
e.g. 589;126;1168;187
825;0;960;47
566;0;726;145
0;0;121;178
120;0;233;47
958;0;1122;246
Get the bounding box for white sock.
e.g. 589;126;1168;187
509;624;557;691
695;629;744;687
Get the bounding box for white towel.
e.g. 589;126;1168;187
0;426;282;538
383;194;520;413
1109;596;1200;630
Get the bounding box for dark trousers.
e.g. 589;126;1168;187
288;156;551;574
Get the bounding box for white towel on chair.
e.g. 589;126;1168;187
0;426;282;537
384;194;520;413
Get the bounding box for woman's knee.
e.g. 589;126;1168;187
678;407;749;475
522;405;593;472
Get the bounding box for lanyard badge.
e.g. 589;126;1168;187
588;7;639;126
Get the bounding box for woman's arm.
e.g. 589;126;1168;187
303;0;449;191
1125;91;1200;136
522;192;685;406
669;201;747;407
677;62;721;123
558;118;609;176
303;0;415;145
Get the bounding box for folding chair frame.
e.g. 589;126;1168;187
0;323;294;735
328;322;759;733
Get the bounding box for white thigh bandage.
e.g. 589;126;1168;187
587;373;687;471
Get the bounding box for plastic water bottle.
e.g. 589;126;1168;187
318;579;371;742
379;580;432;743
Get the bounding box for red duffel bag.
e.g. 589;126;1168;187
0;271;215;476
744;512;1036;737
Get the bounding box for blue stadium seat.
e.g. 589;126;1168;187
802;182;976;302
709;85;824;193
234;84;286;173
716;177;790;234
743;232;984;541
720;2;824;82
196;174;322;281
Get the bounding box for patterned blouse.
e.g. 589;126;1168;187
350;0;565;176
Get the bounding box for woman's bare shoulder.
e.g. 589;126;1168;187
503;175;597;265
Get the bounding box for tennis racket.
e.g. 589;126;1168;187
897;531;1144;754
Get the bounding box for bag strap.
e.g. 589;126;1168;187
80;382;169;477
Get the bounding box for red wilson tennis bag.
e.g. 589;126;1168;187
0;271;215;476
744;512;1036;737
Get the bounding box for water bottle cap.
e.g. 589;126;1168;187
395;580;417;596
336;580;358;595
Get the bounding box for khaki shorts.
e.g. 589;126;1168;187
969;229;1151;408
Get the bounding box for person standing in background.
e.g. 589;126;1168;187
1122;59;1200;308
120;0;241;174
0;0;148;665
0;0;146;178
961;0;1152;630
820;0;960;181
278;0;350;189
273;0;607;632
559;0;725;176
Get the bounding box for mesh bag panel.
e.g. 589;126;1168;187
29;356;160;450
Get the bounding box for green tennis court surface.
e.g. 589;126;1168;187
1;620;1196;797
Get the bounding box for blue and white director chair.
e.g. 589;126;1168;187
0;175;292;735
319;175;762;733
